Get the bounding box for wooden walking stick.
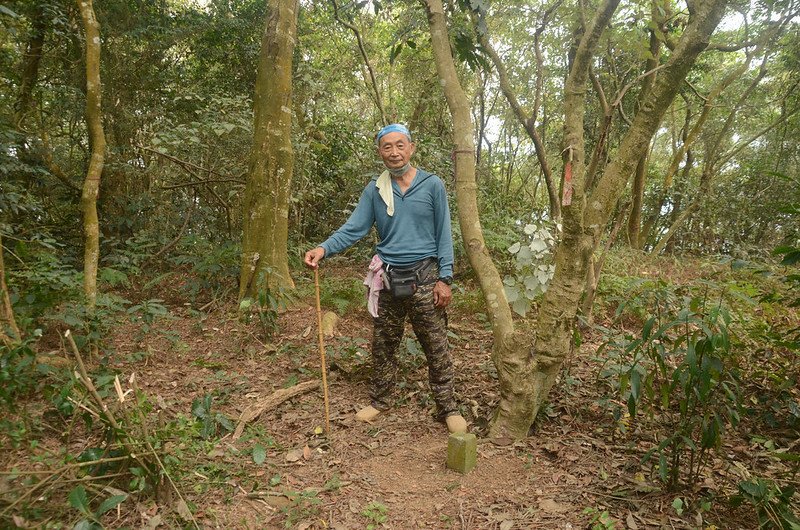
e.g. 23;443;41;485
314;267;332;435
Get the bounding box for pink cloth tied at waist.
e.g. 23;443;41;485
363;255;385;318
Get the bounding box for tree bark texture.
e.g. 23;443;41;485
77;0;106;311
627;8;663;248
240;0;299;298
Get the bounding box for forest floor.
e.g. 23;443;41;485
2;259;798;529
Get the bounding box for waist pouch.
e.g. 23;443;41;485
384;258;437;299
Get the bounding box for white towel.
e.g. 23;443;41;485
376;170;394;216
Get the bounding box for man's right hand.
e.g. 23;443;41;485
304;247;325;269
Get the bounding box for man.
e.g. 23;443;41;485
304;123;467;434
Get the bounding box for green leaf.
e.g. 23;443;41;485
780;250;800;266
389;43;403;64
672;497;684;515
770;451;800;462
73;520;94;530
252;443;266;465
627;393;637;418
216;413;234;432
95;494;127;516
511;298;528;317
658;453;668;483
642;316;656;340
0;5;20;17
630;369;641;401
69;485;90;515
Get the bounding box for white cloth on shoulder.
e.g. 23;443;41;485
376;170;394;217
363;255;385;318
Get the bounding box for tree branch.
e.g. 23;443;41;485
480;35;560;220
140;145;238;181
330;0;387;125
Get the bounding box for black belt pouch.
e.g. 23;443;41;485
387;269;417;299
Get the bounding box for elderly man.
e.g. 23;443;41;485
304;123;466;434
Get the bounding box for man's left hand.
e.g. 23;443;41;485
433;281;452;308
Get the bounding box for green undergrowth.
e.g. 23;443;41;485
589;249;799;526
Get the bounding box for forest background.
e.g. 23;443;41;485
0;0;798;528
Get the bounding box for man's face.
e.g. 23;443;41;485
377;132;415;171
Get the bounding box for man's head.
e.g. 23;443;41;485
376;123;415;177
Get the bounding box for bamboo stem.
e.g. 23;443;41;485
314;268;331;435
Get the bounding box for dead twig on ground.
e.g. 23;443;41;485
232;380;321;440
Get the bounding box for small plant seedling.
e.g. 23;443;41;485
362;501;389;529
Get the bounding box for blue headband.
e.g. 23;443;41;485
376;123;412;143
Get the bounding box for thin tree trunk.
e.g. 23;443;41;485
239;0;299;298
425;0;535;438
627;7;663;248
77;0;106;311
511;0;622;438
331;0;387;125
581;200;629;320
423;0;516;338
0;234;21;345
14;3;46;130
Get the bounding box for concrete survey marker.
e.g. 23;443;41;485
446;432;477;474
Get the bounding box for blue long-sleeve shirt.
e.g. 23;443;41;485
319;168;454;278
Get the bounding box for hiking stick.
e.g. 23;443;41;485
314;267;332;435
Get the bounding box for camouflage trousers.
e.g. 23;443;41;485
370;264;457;419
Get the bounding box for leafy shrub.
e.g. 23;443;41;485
732;478;799;529
596;283;742;489
191;394;234;439
169;237;241;301
0;333;41;409
7;250;83;328
502;221;558;316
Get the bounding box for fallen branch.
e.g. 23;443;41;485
232;380;320;440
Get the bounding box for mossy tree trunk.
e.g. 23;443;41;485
426;0;728;438
77;0;106;311
239;0;299;298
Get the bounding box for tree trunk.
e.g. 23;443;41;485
424;0;536;437
239;0;299;298
425;0;726;438
627;11;662;248
516;0;728;437
14;2;46;130
77;0;106;311
0;234;21;345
